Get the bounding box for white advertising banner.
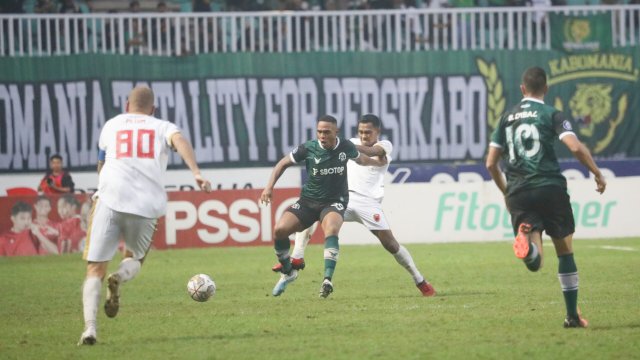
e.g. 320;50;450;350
338;177;638;244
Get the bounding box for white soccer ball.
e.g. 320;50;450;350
187;274;216;302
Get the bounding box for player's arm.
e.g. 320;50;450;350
170;132;212;192
30;224;59;255
561;134;606;194
260;155;294;205
353;153;387;167
355;144;386;157
486;145;507;195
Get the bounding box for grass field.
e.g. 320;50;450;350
1;238;638;360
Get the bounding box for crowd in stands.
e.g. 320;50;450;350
1;0;636;15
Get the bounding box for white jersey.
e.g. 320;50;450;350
347;138;392;202
97;113;180;218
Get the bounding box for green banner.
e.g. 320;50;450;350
550;13;612;53
0;49;638;173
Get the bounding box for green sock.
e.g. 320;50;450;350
558;253;579;318
323;235;339;280
274;237;292;273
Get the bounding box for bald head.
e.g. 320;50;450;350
127;86;155;114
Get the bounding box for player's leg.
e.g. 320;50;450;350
552;234;587;328
79;199;121;345
318;204;345;298
271;224;313;272
372;229;436;297
506;192;543;272
103;214;156;318
272;206;308;296
79;261;108;345
290;225;314;263
543;187;586;328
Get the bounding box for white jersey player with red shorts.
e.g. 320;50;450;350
273;114;436;297
78;86;211;346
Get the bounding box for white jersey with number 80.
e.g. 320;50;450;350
97;113;180;218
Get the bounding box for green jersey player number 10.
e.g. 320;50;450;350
505;123;541;163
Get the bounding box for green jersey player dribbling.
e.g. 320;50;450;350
260;115;386;298
486;67;606;328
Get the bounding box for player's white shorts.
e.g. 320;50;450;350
83;198;157;262
344;192;390;231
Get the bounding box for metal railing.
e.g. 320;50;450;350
0;5;638;57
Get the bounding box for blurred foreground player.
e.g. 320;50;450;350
78;86;212;345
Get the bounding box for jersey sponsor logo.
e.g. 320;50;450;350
312;166;345;176
314;157;321;164
562;120;573;131
290;202;301;210
339;152;346;162
373;213;380;222
507;111;538;122
330;202;344;211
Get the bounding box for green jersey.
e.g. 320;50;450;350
490;98;575;196
291;138;360;203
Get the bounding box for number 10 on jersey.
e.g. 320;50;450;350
116;129;155;159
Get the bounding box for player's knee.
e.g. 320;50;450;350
274;226;292;240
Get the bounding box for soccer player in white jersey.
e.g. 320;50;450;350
78;86;212;345
272;114;436;296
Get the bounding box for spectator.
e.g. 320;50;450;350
152;1;176;54
0;201;58;256
35;0;58;53
59;0;80;13
129;0;141;12
38;154;75;194
1;0;24;55
57;194;84;253
33;196;60;247
193;0;212;11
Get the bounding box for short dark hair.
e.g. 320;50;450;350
317;115;338;125
50;154;63;161
60;194;80;208
359;114;381;129
11;201;32;216
522;67;547;96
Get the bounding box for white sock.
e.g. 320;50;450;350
291;227;312;259
82;276;101;329
115;258;141;283
393;245;425;285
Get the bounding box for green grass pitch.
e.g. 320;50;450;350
0;238;638;359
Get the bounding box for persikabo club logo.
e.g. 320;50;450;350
548;53;638;153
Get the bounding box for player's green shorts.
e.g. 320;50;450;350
506;185;575;239
286;197;347;229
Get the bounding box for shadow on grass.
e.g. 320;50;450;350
590;323;640;331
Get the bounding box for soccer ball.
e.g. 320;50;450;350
187;274;216;302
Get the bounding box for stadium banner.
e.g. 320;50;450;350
550;13;612;53
2;175;637;257
0;188;323;256
339;176;640;244
0;48;639;173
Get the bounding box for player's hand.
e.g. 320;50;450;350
594;173;606;194
195;174;212;193
260;188;273;205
